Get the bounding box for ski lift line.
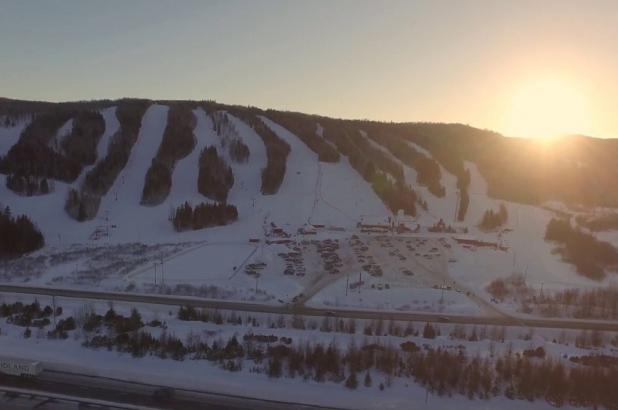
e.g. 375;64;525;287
228;245;260;280
315;162;356;222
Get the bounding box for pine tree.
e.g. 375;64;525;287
422;322;436;339
345;371;358;389
364;370;372;387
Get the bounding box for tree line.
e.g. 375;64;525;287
197;146;234;202
0;206;44;259
479;203;508;230
171;201;238;231
319;119;419;216
359;125;445;198
1;109;106;197
142;103;196;205
82;306;618;409
545;217;618;280
265;110;340;163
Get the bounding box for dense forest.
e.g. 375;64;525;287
171;201;238;231
61;110;106;167
142;103;196;205
0;110;79;187
1;109;106;197
0;206;44;259
545;218;618;279
197;146;234;202
479;203;508;231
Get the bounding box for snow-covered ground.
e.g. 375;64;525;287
0;294;613;410
447;161;617;315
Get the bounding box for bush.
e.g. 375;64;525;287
422;322;436;339
172;201;238;231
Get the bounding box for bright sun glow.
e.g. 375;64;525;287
503;78;591;138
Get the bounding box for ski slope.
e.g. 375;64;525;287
0;119;28;157
1;103;615;315
167;107;215;207
447;161;612;309
360;131;458;224
261;116;388;228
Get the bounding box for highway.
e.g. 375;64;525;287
1;284;617;332
0;370;343;410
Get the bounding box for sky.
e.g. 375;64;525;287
1;0;617;138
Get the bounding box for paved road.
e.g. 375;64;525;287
1;284;617;331
0;370;343;410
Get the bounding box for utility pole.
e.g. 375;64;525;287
346;273;349;297
160;254;165;286
52;295;57;327
453;189;460;223
154;263;157;285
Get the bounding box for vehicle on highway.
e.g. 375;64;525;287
153;387;175;404
0;356;42;377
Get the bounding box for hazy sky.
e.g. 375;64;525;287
1;0;617;138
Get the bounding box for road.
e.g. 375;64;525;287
1;284;617;331
0;370;343;410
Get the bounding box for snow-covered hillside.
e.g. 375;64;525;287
1;102;616;320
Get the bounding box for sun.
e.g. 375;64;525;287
502;77;591;139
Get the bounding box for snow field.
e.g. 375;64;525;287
0;292;612;410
